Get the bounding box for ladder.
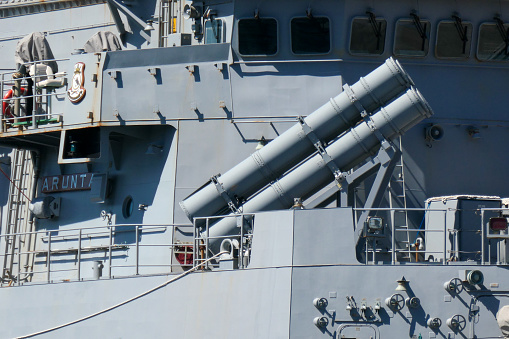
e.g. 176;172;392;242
1;149;35;286
388;137;412;261
159;0;178;47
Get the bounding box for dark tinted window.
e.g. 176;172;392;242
477;23;509;61
436;21;472;58
350;17;387;55
205;19;223;44
238;18;277;56
291;17;330;54
394;18;430;57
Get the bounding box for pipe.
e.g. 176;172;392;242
204;87;433;250
180;57;414;222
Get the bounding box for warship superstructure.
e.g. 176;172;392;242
0;0;508;338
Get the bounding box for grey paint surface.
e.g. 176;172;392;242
0;0;507;338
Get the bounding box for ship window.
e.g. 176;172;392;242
122;196;134;219
291;16;330;54
62;127;100;159
394;16;430;57
205;19;223;44
477;21;509;61
436;20;472;58
238;18;277;56
349;16;387;55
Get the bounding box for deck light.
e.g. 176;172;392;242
367;216;383;231
255;137;267;150
144;19;154;31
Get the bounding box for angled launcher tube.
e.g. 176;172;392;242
180;57;414;221
203;87;433;250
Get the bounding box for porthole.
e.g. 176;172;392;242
291;16;330;55
477;21;509;61
394;17;430;57
238;18;278;56
350;16;387;55
436;20;472;59
122;196;134;219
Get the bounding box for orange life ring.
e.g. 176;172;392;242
2;87;27;119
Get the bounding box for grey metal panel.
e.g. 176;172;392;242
101;48;232;122
401;124;509;202
230;62;343;118
248;210;294;268
290;264;505;339
173;119;260;224
102;44;230;69
0;268;292;338
293;208;358;266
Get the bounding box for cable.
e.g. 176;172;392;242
0;164;31;202
15;251;228;338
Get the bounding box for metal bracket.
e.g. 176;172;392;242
343;84;390;149
297;116;344;184
211;175;240;214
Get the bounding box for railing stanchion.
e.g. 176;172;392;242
481;210;485;265
17;232;21;286
1;73;4;132
135;225;139;275
109;226;112;278
47;231;51;283
193;219;197;267
443;210;447;265
205;218;210;269
77;229;82;281
391;209;396;264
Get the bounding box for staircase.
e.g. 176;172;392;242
1;149;36;286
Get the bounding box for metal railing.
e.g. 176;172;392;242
0;58;69;131
193;213;254;270
354;207;509;266
0;223;194;286
3;206;507;287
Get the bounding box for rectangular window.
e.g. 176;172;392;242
350;16;387;55
205;19;223;44
436;20;472;59
238;18;277;56
477;22;509;61
394;17;430;57
291;16;330;54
